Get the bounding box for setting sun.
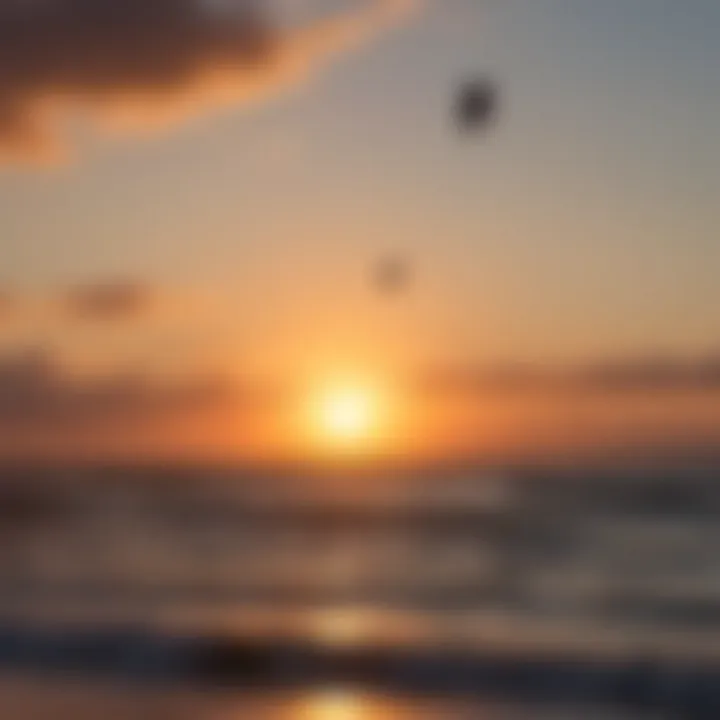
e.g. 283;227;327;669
318;386;376;441
305;379;389;452
322;389;373;439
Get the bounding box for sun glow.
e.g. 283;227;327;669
296;687;399;720
298;689;366;720
311;609;370;647
311;381;384;448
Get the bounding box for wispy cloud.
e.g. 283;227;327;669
0;347;233;429
63;280;155;322
0;346;288;461
420;354;720;396
0;0;422;163
0;290;14;319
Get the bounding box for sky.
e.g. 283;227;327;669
0;0;719;464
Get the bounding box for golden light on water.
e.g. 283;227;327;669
300;690;364;720
295;689;397;720
311;609;370;647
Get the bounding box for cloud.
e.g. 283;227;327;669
571;356;720;392
0;347;235;429
0;346;293;461
64;280;155;322
0;0;421;162
0;290;14;319
420;354;720;396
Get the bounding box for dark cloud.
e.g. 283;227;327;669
420;355;720;396
0;0;419;161
64;280;155;321
0;347;234;429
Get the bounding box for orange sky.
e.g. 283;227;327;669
0;349;718;468
1;1;719;467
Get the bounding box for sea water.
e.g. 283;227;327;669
0;465;718;718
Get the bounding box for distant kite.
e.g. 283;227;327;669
373;256;410;295
455;78;498;132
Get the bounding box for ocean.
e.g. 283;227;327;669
0;464;718;718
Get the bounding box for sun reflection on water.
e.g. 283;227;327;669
310;609;371;647
299;689;364;720
294;689;398;720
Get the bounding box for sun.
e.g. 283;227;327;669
309;381;384;449
321;389;373;439
318;386;375;442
